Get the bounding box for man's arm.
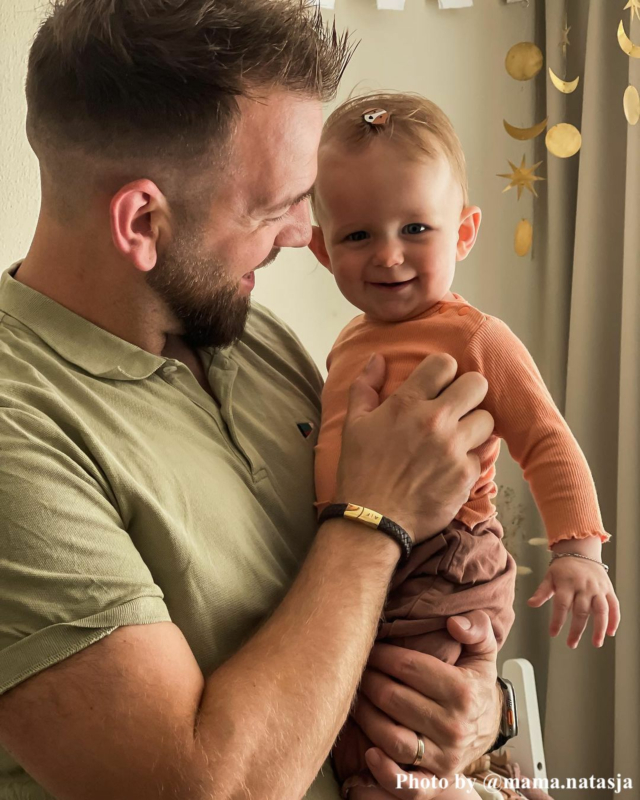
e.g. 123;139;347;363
0;521;400;800
0;354;494;800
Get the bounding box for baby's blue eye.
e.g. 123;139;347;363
345;231;369;242
403;223;429;235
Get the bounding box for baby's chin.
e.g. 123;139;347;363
357;295;446;323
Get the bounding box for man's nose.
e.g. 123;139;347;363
373;239;404;269
273;201;312;249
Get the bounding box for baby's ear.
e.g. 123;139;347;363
456;206;482;262
308;226;333;273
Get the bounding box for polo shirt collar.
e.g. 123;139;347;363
0;264;166;380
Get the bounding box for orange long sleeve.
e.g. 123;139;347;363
314;296;610;546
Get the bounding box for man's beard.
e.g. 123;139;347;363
146;230;277;351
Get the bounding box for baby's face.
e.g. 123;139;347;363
313;139;471;322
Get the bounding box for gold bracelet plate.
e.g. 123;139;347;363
344;503;383;529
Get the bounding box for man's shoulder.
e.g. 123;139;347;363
0;310;63;405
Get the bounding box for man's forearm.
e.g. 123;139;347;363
193;519;400;799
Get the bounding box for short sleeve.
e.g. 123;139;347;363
0;408;171;696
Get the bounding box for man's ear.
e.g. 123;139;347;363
308;225;333;273
456;206;482;262
110;179;171;273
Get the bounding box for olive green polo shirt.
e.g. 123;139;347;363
0;264;340;799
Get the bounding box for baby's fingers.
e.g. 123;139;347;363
607;592;621;637
550;590;573;638
591;595;609;648
528;574;554;608
566;592;591;648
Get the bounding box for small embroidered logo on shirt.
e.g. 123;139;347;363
297;422;315;439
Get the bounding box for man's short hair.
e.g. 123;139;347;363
26;0;355;219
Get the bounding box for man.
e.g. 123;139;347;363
0;2;502;798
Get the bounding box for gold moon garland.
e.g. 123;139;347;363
503;117;548;141
545;123;582;158
515;219;533;257
505;42;544;81
548;68;580;94
560;12;571;59
624;85;640;125
498;156;545;200
625;0;640;23
503;37;546;256
618;21;640;58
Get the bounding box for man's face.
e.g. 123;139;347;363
148;91;323;350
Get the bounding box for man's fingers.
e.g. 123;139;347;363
365;749;441;799
367;644;454;705
458;409;495;453
353;694;419;766
446;610;498;667
359;668;450;751
392;353;458;404
347;354;387;422
435;370;489;420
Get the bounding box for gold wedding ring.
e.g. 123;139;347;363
412;733;425;766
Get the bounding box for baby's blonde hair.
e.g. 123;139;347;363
318;91;469;207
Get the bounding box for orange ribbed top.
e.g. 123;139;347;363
315;296;610;546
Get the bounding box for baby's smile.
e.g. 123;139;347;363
310;138;478;323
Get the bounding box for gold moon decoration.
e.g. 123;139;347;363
503;117;549;141
546;123;582;158
624;85;640;125
618;21;640;58
515;219;533;257
528;537;548;546
548;68;580;94
505;42;544;81
517;566;533;576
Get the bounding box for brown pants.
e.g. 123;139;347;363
332;517;517;794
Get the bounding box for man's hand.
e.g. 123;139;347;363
336;353;494;542
349;611;501;799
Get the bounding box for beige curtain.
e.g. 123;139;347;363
537;1;640;797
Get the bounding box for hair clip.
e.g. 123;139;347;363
363;108;390;126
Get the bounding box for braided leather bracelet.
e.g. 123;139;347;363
318;503;413;563
549;552;609;572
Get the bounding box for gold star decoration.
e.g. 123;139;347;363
497;155;545;200
560;13;571;59
625;0;640;22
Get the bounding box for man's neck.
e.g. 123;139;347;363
17;220;176;357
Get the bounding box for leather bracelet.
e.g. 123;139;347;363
318;503;413;563
549;552;609;572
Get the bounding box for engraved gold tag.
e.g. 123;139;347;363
344;504;382;529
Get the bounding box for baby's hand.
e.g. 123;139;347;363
527;557;620;648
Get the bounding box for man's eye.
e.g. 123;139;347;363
403;223;430;235
345;231;368;242
267;211;289;224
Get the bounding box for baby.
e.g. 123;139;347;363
309;93;620;798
